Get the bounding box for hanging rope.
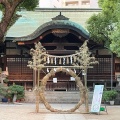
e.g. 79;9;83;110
45;52;79;59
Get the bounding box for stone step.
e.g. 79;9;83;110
25;91;93;103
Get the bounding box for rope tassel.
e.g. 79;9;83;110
70;56;73;64
59;58;62;64
54;57;57;65
74;56;76;62
74;69;76;73
47;68;49;72
44;56;46;62
63;58;65;65
67;57;69;64
51;57;53;64
47;57;50;64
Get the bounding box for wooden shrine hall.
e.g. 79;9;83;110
0;13;118;91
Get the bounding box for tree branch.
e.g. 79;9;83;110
0;0;24;43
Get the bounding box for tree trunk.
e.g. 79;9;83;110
13;94;17;102
0;0;23;43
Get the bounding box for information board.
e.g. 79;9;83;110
91;85;104;113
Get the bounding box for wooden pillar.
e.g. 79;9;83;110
3;56;7;71
36;69;40;113
24;82;27;90
33;69;37;88
84;68;89;113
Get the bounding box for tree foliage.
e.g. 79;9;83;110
21;0;38;11
102;90;118;101
8;84;24;100
98;0;104;8
0;83;8;97
86;0;119;49
110;3;120;56
0;83;24;101
0;0;39;44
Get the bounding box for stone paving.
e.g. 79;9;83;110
0;103;120;120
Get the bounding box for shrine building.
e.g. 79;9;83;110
0;8;119;92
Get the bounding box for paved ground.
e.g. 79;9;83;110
0;103;120;120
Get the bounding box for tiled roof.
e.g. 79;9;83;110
13;19;89;42
1;8;100;40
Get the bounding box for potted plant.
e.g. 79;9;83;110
102;90;118;105
8;84;25;103
0;83;8;102
3;78;9;84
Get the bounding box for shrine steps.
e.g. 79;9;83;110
25;91;93;103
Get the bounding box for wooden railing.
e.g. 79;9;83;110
8;74;116;91
46;81;79;91
8;74;33;81
87;74;115;81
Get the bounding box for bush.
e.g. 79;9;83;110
3;78;9;83
102;90;118;101
7;84;25;100
0;83;8;97
0;83;25;102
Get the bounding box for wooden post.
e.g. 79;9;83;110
35;69;40;113
24;82;26;90
84;68;89;113
33;69;37;87
36;90;39;113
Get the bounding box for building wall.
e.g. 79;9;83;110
62;0;90;8
90;0;99;8
39;0;99;8
39;0;62;8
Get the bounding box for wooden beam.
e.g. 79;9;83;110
42;43;81;46
47;50;75;55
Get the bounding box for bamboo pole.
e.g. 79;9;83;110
36;69;40;113
43;66;93;68
84;68;89;113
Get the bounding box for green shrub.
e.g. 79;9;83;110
7;84;25;100
0;83;8;97
102;90;118;101
3;78;9;83
0;83;24;101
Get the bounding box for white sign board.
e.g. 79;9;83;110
53;78;57;83
91;85;104;113
70;77;75;81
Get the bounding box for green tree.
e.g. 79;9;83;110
8;84;24;101
0;82;24;102
110;3;120;56
86;0;119;48
0;0;39;44
0;83;8;98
